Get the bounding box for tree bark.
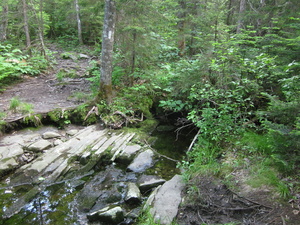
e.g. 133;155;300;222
38;0;47;57
22;0;31;52
226;0;234;26
29;0;47;58
99;0;116;104
236;0;246;33
177;0;186;56
0;1;9;41
75;0;83;45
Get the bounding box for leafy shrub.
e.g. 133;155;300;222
0;44;49;88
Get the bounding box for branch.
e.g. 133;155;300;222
143;140;179;163
187;129;201;152
174;122;194;141
84;106;99;121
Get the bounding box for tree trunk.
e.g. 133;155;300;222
29;0;47;58
226;0;234;26
130;30;137;85
75;0;83;45
99;0;116;104
236;0;246;33
22;0;31;52
177;0;186;56
0;1;9;41
38;0;47;58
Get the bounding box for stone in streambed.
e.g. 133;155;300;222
42;131;61;139
125;182;141;204
66;129;78;136
27;139;52;152
127;149;154;173
0;158;19;176
149;175;184;225
115;144;141;165
87;206;124;224
138;175;166;193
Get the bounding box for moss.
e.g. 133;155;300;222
22;114;42;127
97;84;113;104
47;109;72;127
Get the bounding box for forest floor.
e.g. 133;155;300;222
0;44;93;123
177;174;300;225
0;45;299;224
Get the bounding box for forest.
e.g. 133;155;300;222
0;0;300;224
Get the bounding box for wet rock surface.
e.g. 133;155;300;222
0;125;184;224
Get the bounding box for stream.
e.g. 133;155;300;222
0;122;193;225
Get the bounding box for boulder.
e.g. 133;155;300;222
116;144;141;164
42;131;61;139
77;167;124;212
87;206;124;224
138;175;166;193
66;129;78;136
53;139;63;146
27;140;52;152
149;175;184;225
127;149;154;173
78;53;89;59
0;158;19;176
125;182;141;204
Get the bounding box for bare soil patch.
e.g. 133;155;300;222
177;175;300;225
0;45;93;123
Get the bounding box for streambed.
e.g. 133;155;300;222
0;123;192;224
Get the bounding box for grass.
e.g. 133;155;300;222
9;97;34;114
179;129;292;206
246;159;290;199
135;208;179;225
9;97;21;112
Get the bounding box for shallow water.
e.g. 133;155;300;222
0;124;192;224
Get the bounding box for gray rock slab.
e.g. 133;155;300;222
125;182;141;204
117;144;141;162
53;139;63;146
144;185;161;211
149;175;184;225
78;53;89;59
0;132;40;160
27;139;52;152
0;145;24;160
87;206;124;224
42;131;61;139
66;129;79;136
110;133;135;161
127;149;154;173
0;158;19;175
138;175;166;193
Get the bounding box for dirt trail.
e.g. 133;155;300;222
0;45;93;122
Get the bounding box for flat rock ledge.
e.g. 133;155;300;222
147;175;185;225
0;125;184;224
87;206;124;224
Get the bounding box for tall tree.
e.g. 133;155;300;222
99;0;116;104
0;0;9;41
74;0;83;44
29;0;47;57
22;0;31;51
236;0;246;33
177;0;187;56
